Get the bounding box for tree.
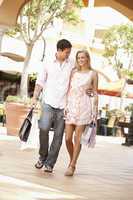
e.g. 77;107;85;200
6;0;83;100
102;24;133;79
102;24;133;108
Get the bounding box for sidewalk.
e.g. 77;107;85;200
0;127;133;200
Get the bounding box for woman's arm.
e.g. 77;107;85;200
65;68;76;104
92;71;98;115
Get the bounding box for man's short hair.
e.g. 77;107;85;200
57;39;72;51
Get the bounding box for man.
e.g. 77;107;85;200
32;39;73;173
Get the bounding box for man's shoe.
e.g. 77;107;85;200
35;159;44;169
44;165;53;173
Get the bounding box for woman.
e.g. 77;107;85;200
64;50;98;176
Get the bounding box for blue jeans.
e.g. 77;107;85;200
38;103;65;168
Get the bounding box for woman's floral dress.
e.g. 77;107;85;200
65;70;94;125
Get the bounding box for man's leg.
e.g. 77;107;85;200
44;109;65;170
35;103;54;168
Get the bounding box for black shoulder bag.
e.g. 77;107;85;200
19;107;34;142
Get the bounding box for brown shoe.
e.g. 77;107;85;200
43;165;53;173
35;159;44;169
64;166;75;176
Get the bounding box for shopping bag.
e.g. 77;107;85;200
19;107;34;142
20;113;39;150
81;121;96;147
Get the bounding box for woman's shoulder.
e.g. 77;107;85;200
91;69;98;76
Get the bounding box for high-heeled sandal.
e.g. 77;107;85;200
64;165;75;176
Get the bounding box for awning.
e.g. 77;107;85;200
98;79;133;98
0;52;25;62
98;89;121;97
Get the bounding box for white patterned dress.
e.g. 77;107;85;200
65;70;94;125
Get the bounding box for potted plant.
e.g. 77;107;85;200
108;109;125;119
125;103;133;122
5;95;31;136
125;104;133;112
104;109;125;136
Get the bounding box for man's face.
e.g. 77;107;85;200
58;48;71;60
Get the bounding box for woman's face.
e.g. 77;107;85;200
77;52;89;67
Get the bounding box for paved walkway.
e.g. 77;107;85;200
0;128;133;200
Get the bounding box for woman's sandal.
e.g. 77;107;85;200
64;165;75;176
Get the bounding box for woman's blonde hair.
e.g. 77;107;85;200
75;50;91;71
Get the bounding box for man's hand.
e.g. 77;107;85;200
31;84;42;108
31;97;38;108
85;88;94;97
64;108;68;120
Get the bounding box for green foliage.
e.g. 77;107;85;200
6;25;21;37
103;24;133;54
6;95;31;104
125;104;133;112
73;0;84;7
102;24;133;78
5;0;83;98
7;0;82;38
29;73;37;81
62;10;80;24
121;69;133;79
108;109;125;118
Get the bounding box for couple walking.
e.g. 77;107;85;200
32;39;98;176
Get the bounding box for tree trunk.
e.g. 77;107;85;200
116;68;122;79
20;43;33;99
41;36;46;62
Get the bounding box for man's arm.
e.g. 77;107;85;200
32;84;43;106
32;62;48;106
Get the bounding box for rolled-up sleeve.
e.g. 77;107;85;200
36;65;47;88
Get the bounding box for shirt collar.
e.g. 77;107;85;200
54;53;69;63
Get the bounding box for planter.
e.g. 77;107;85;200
5;102;30;136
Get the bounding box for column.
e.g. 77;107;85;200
0;25;8;52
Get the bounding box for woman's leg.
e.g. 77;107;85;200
70;125;86;168
65;124;75;166
65;125;86;176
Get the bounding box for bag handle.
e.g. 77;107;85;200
27;107;34;119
